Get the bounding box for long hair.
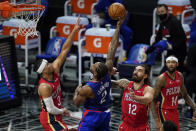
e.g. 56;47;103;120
140;64;151;86
95;62;108;81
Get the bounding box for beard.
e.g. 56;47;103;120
132;74;143;83
167;66;176;74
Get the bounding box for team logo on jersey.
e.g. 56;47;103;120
124;93;138;103
166;86;180;96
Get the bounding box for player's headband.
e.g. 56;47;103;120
166;56;178;63
36;59;48;74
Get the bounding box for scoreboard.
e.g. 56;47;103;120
0;35;21;110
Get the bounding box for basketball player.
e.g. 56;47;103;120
72;17;124;131
112;64;154;131
151;55;196;131
34;16;81;131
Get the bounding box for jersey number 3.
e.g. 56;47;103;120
128;103;137;115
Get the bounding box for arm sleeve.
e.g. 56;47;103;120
43;96;64;115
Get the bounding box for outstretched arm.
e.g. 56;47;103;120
111;79;130;89
105;19;124;75
179;72;196;122
53;16;81;73
150;75;165;130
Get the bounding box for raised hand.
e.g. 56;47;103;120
73;15;81;31
117;11;127;28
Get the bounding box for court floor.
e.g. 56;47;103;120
0;91;196;131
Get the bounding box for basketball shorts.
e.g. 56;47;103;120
158;108;180;131
40;112;68;131
118;121;150;131
77;109;111;131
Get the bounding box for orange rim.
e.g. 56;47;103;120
0;1;45;11
13;4;45;12
0;1;45;18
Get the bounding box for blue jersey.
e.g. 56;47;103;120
84;74;111;111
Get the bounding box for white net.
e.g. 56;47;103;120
13;5;45;36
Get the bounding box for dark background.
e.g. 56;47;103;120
38;0;196;50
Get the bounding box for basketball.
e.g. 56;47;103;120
108;2;126;20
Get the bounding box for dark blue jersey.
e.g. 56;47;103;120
84;74;111;111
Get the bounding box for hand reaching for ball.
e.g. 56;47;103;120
108;2;126;20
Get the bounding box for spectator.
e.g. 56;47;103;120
146;4;187;73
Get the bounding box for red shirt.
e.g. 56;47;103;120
38;73;62;112
160;71;182;109
121;81;149;127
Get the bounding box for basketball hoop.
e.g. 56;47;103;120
0;1;45;36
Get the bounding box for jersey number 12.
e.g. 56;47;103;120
128;103;137;115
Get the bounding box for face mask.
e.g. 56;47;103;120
158;13;167;21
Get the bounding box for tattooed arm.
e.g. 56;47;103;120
111;79;130;89
105;19;123;75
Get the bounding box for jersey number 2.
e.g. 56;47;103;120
128;103;137;115
100;90;107;104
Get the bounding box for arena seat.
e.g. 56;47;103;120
118;43;156;79
64;0;97;18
